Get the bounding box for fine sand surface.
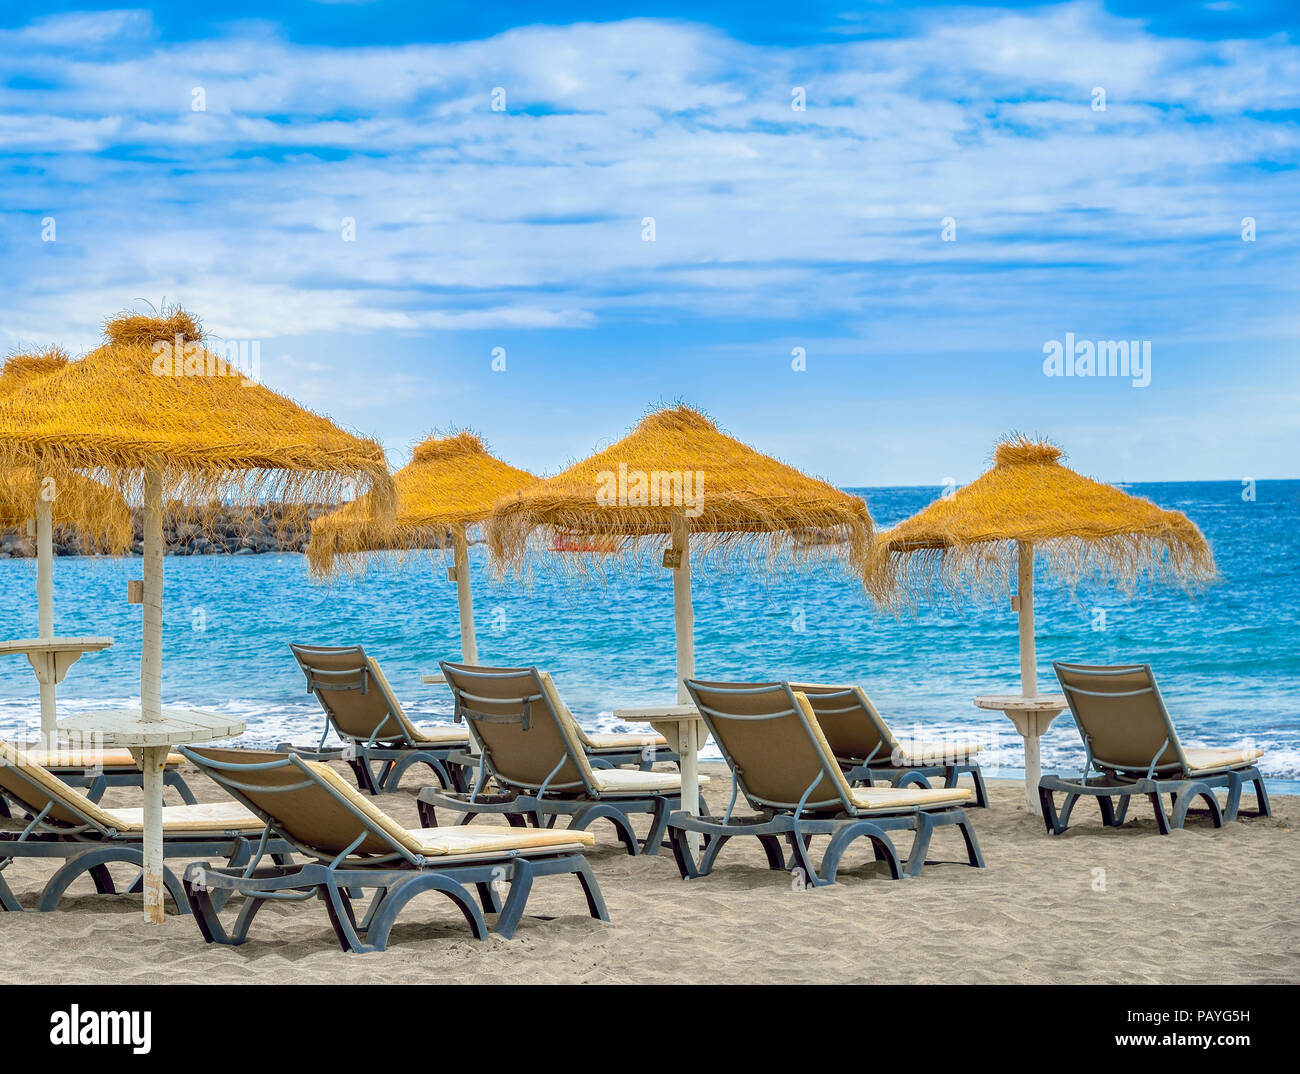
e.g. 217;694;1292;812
1;762;1296;985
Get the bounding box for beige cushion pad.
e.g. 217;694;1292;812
892;741;983;765
588;769;710;795
404;825;595;855
106;802;264;834
849;785;972;812
407;725;471;746
20;748;185;770
1182;747;1265;774
584;732;668;750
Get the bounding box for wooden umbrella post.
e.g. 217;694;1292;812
670;513;695;702
1017;540;1037;698
139;464;166;923
35;489;56;744
451;523;478;665
669;512;700;852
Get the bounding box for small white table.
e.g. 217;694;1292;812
0;637;113;742
59;707;245;923
974;693;1068;812
614;704;706;853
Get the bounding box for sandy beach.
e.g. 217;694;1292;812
0;760;1295;985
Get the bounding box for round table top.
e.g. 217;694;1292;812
58;707;245;747
974;693;1068;712
0;636;113;657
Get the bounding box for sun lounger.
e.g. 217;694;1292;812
0;739;290;914
0;744;196;812
284;643;471;794
670;679;985;885
417;662;707;856
792;682;988;807
1040;662;1271;835
179;746;608;951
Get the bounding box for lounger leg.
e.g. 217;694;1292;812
572;856;610;923
957;813;985;868
165;771;198;805
894;771;932;790
569;802;640;856
757;834;786;872
355;872;488;951
1250;775;1272;819
669;825;703;879
493;860;533;940
697;833;732;875
786;827;830;887
346;756;381;797
902;814;934;878
476;881;504;916
84;774;109;803
1147;793;1172;836
1171;783;1222;830
1112;795;1132;825
641;796;672;856
1222;773;1244;823
967;765;989;809
1039;784;1067;835
1097;796;1116;827
819;821;902;883
0;870;24;912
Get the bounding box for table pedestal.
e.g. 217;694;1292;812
60;707;245;922
615;705;706;855
974;694;1067;813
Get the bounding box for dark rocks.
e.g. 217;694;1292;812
0;503;330;558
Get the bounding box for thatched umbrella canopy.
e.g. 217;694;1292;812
490;405;875;701
308;431;536;662
0;348;135;735
0;306;394;922
865;436;1215;694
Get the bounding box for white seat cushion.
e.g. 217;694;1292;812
407;725;471;746
849;785;972;812
584;732;668;751
893;740;983;765
404;825;594;856
1182;747;1264;774
106;802;264;834
589;769;710;795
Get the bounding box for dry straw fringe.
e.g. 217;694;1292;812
487;404;875;587
307;430;535;578
864;436;1217;611
0;307;395;546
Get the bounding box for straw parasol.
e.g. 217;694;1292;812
864;436;1216;807
0;305;395;920
307;431;536;662
490;404;876;702
0;349;135;737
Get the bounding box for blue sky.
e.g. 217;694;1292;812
1;1;1297;485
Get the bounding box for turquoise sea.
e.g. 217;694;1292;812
1;480;1296;786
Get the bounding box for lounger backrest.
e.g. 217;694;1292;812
684;680;856;814
791;682;898;764
289;643;409;744
1053;662;1186;776
440;662;594;793
0;739;118;831
182;746;422;860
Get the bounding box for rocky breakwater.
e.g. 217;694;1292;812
0;504;334;558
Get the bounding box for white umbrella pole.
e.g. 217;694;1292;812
1016;539;1043;812
35;490;56;744
139;464;166;923
669;513;699;849
1017;540;1037;697
452;524;478;665
671;514;695;702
